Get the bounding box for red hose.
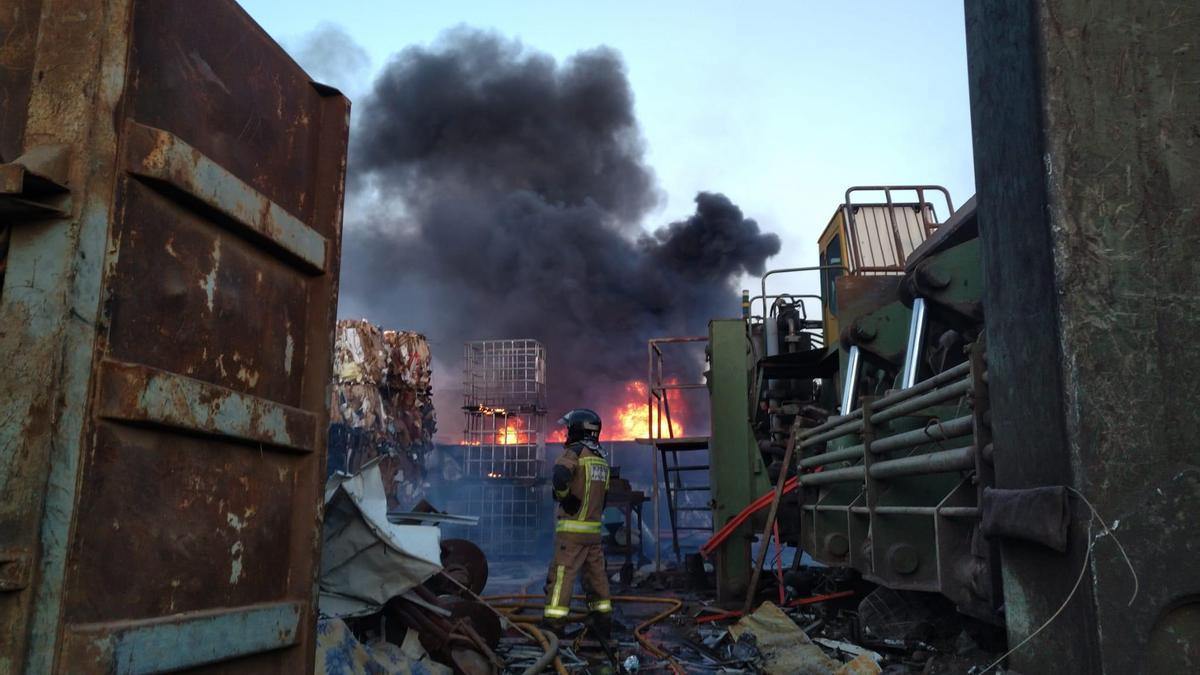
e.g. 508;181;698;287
693;590;856;624
699;476;798;558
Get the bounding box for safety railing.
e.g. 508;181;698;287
841;185;954;274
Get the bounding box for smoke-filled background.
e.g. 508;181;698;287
334;27;780;438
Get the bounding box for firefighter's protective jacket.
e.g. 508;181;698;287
552;441;610;537
544;441;612;620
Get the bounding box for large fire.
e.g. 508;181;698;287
547;380;688;443
611;381;684;440
460;407;534;446
495;417;530;445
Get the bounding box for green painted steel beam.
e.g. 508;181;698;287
707;319;768;603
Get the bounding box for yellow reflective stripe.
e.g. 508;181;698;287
578;457;609;517
555;519;602;534
589;599;612;613
554;486;570;499
579;460;595;519
550;565;566;609
543;606;569;618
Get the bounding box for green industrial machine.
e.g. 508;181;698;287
698;186;998;616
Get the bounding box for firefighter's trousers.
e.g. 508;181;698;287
543;532;611;619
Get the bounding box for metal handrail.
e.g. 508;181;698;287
759;265;848;320
643;335;708;573
842;185;954;273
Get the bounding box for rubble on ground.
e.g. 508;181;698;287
316;460;1005;675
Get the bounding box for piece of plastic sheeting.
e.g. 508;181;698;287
729;601;841;675
319;463;442;618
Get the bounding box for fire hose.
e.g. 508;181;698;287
484;594;686;675
522;625;563;675
437;570;568;674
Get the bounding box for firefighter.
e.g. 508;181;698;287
542;408;613;639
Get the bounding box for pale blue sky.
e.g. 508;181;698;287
241;0;975;299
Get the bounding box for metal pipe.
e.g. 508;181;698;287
861;505;979;518
799;464;865;486
870;378;971;425
868;414;975;455
884;187;907;267
800;419;864;449
759;265;847;320
799;445;863;469
751;293;824;309
800;361;973;439
648;342;659;573
801;377;969;449
868;445;976;479
801;504;979;518
844;185;954;219
900;298;927;389
764;312;779;357
840;346;862;415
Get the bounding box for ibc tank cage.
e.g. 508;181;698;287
461;339;547;480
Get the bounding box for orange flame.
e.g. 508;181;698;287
460;416;533;446
611;381;684;440
548;380;687;443
496;417;530;445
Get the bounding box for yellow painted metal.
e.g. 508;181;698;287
817;208;850;346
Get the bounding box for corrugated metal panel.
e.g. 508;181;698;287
0;1;348;672
845;204;937;274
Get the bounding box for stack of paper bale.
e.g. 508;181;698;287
328;319;437;509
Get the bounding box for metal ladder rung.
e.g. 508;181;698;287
665;465;709;472
671;486;710;492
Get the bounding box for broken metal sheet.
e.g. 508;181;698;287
320;463;442;618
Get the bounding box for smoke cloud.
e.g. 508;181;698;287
338;28;780;435
289;23;371;96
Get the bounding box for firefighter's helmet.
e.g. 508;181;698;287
558;408;602;444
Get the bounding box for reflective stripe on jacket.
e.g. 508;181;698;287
554;443;610;533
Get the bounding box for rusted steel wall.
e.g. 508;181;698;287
968;0;1200;672
0;1;349;673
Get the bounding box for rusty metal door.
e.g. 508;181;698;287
0;1;348;672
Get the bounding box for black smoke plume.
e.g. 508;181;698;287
339;28;780;435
